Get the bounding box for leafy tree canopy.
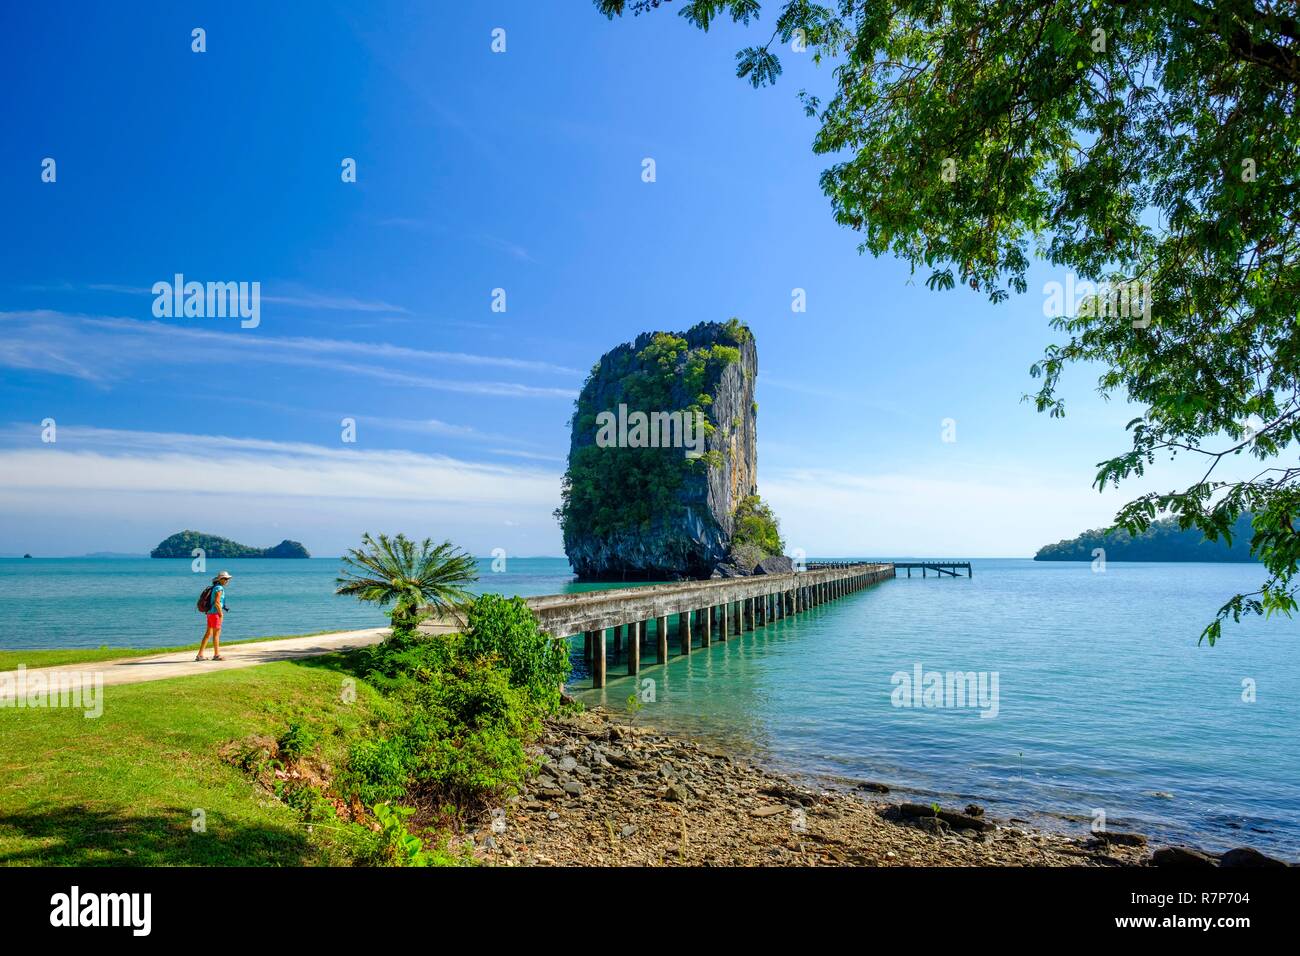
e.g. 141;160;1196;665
598;0;1300;643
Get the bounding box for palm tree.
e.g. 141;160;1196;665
335;533;478;633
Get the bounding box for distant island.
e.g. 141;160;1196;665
151;531;311;559
1035;514;1256;562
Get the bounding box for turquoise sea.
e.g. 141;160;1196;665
0;557;615;647
2;556;1296;857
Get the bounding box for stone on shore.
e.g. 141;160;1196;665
1096;831;1147;847
1219;847;1288;868
1151;846;1217;868
895;802;994;832
856;781;891;793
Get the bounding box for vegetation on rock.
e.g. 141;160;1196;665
731;494;785;558
559;328;729;545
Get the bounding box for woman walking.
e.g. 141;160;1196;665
196;571;232;661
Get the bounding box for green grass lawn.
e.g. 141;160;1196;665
0;655;379;865
0;629;362;670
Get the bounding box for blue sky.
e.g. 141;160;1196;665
0;1;1241;558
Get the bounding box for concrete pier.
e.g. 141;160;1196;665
419;563;897;688
531;562;897;688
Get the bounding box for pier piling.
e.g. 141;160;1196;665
590;629;606;688
627;620;641;676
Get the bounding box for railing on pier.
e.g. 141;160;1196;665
810;559;972;578
892;561;972;578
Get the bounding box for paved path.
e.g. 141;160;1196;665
0;627;390;701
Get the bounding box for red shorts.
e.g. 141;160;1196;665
206;613;223;629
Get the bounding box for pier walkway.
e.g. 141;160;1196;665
482;562;896;688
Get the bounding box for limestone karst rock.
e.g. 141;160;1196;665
558;320;766;580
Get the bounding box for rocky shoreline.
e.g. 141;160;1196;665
471;707;1287;867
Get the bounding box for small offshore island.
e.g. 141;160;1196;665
1035;514;1255;562
150;530;310;559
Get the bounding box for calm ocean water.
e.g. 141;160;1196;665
2;556;1296;856
0;557;641;648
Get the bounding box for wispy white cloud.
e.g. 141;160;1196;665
372;416;527;445
261;291;409;314
0;331;110;383
487;448;567;463
0;310;579;397
86;282;409;314
761;376;903;418
0;425;560;504
0;426;565;556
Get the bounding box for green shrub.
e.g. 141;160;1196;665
371;803;430;867
710;344;741;365
277;781;335;824
398;659;540;800
346;808;474;868
732;494;785;557
277;721;317;761
338;655;541;810
234;561;567;863
461;594;570;709
719;316;752;345
359;628;458;687
340;735;411;806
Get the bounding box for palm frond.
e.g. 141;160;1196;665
336;533;479;628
